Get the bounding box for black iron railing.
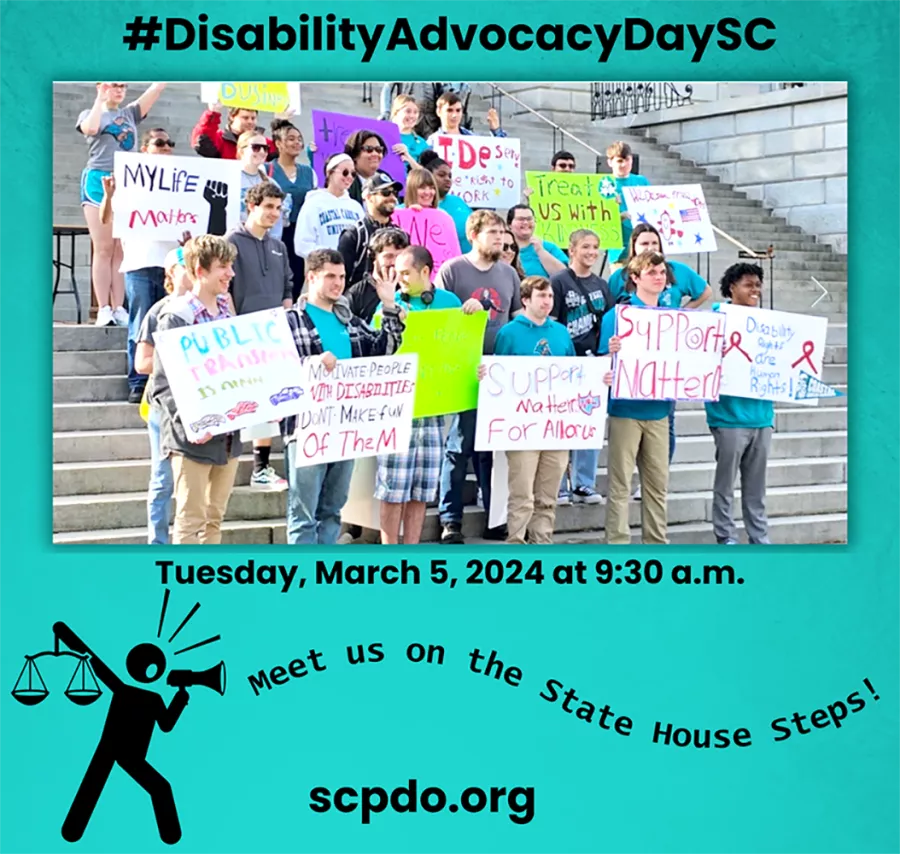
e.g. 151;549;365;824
590;82;693;120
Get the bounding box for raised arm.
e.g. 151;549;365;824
135;82;167;119
78;84;111;136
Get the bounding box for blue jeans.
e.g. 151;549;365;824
560;448;600;494
125;267;166;391
438;409;493;527
285;442;354;544
668;402;677;464
147;406;173;544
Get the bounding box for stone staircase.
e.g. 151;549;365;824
52;82;848;544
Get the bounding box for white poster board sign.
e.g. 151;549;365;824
430;134;521;208
153;308;303;442
717;304;827;405
113;152;241;240
623;183;717;254
613;305;725;401
475;356;611;451
200;82;302;114
291;355;418;467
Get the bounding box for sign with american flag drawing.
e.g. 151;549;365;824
622;183;717;255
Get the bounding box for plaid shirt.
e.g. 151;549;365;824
187;293;232;323
281;295;406;441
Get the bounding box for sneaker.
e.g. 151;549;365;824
632;483;642;501
557;489;572;506
441;523;464;544
128;387;144;404
573;486;603;505
112;306;129;327
336;532;355;545
721;538;739;545
95;305;114;327
249;466;288;491
482;524;508;541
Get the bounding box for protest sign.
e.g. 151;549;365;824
112;152;241;240
311;110;405;187
622;183;717;254
613;305;725;401
200;82;301;114
475;356;612;451
340;458;381;531
717;304;828;405
152;308;303;442
291;355;418;467
526;171;622;250
391;207;461;279
431;135;521;207
376;309;486;417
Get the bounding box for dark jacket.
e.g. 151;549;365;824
338;215;393;292
226;224;292;315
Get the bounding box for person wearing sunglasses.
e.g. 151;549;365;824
343;130;390;204
500;227;525;280
293;153;365;260
237;131;285;242
191;101;279;161
97;127;182;403
76;81;166;329
338;172;402;297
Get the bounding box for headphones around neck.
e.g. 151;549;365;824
400;289;434;305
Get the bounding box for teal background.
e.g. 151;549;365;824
1;1;898;852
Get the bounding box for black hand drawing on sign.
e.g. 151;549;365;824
203;180;228;235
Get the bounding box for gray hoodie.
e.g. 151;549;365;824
226;224;293;316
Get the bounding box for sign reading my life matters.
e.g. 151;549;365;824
623;183;718;254
311;110;406;188
432;135;521;208
391;207;461;280
291;355;418;467
475;356;612;451
112;152;242;240
614;305;726;401
717;304;828;405
152;308;303;442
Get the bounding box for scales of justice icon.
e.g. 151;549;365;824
11;627;102;706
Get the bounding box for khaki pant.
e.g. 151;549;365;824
170;454;239;545
506;449;569;544
605;417;669;545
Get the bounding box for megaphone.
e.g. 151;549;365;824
167;661;226;696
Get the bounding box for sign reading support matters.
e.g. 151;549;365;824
431;135;521;207
475;356;612;451
622;183;718;254
291;355;418;466
152;308;303;442
613;305;725;401
112;152;242;240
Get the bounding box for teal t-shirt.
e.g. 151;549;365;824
609;260;708;307
494;314;575;357
705;395;775;429
519;240;568;277
439;194;473;253
401;132;429;169
608;173;651;263
375;288;462;316
599;294;670;421
305;304;351;360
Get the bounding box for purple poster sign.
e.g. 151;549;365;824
392;207;462;280
311;110;405;188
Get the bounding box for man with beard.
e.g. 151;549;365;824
338;172;402;292
434;210;522;544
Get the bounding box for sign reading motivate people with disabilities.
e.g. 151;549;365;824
716;304;829;405
391;207;461;280
622;183;718;254
613;305;726;401
526;171;623;250
432;135;521;207
152;308;303;442
311;110;405;188
291;355;418;466
475;356;612;451
112;152;241;240
200;82;301;114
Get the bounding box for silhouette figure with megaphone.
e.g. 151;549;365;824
52;622;225;845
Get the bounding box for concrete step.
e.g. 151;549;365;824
54;401;145;432
54;375;129;403
53;324;127;351
54;350;127;377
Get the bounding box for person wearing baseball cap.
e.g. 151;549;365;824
338;170;403;300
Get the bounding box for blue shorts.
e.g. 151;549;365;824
80;168;109;207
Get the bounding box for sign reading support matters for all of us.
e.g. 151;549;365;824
112;152;242;240
614;305;726;401
475;356;612;451
432;135;521;207
291;355;418;466
152;308;303;442
717;304;828;405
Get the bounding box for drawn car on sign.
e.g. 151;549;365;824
226;400;259;420
269;386;304;406
189;414;226;433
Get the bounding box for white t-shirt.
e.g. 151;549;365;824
119;239;174;273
